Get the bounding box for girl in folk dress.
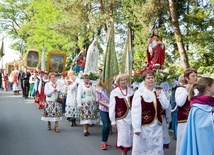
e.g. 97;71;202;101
131;71;170;155
38;72;49;109
77;74;99;136
109;74;134;155
29;71;37;98
65;71;79;126
12;70;22;95
41;73;62;133
35;71;49;109
180;77;214;155
34;70;43;105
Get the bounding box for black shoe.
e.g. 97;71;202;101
84;131;90;136
70;120;74;127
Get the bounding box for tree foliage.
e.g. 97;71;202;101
0;0;213;75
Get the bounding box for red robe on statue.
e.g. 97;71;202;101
146;36;165;68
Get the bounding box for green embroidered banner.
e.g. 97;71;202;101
102;21;119;93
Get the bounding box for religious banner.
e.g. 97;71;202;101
26;49;40;69
121;27;132;85
102;20;119;93
47;50;66;73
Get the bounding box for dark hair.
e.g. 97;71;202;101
184;68;197;83
189;77;214;100
142;70;155;81
83;74;89;79
98;68;103;72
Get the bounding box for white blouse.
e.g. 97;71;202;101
44;81;60;102
175;87;188;107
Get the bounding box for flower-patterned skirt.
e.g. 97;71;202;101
41;101;62;122
65;105;80;118
79;100;99;125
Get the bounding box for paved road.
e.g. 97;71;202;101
0;90;176;155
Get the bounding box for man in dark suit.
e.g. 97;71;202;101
21;66;31;99
0;69;2;89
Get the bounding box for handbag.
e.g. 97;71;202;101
57;94;64;104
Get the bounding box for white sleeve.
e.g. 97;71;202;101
77;84;83;107
175;87;188;107
131;91;142;133
44;83;54;96
34;79;38;91
109;91;116;125
68;82;77;91
29;76;33;83
158;90;170;109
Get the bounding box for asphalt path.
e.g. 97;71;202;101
0;90;176;155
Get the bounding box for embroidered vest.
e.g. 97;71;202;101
141;93;162;126
115;95;133;120
177;97;190;123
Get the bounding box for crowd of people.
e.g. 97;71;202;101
1;66;213;155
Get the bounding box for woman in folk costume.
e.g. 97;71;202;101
12;70;22;95
180;77;214;155
41;72;62;133
56;72;68;114
175;68;198;155
65;71;79;127
84;39;99;74
131;70;170;155
3;70;9;91
109;74;134;155
95;79;111;150
77;74;99;136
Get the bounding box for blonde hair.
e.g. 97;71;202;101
96;78;107;90
68;71;74;77
115;74;128;86
188;77;214;100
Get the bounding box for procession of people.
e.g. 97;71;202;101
1;33;213;155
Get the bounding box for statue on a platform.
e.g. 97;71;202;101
146;29;165;69
73;49;86;74
84;39;99;74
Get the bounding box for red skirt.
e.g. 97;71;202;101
40;88;46;102
34;91;40;104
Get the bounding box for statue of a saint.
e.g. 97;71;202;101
73;49;86;73
84;39;99;74
146;29;165;68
